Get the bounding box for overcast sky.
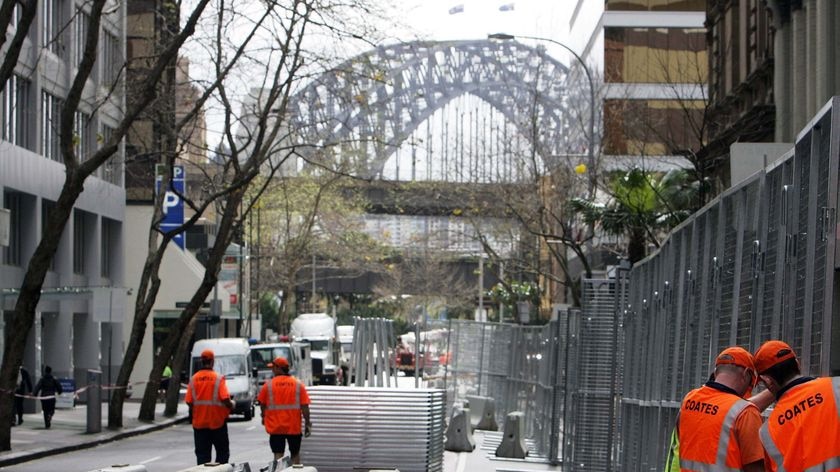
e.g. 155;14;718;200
388;0;568;44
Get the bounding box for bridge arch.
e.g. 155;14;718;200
290;40;578;178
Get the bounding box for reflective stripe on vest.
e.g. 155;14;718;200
266;377;300;411
760;377;840;472
190;373;225;407
680;399;750;472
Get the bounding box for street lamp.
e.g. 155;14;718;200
487;33;597;201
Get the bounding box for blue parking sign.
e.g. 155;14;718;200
155;165;185;249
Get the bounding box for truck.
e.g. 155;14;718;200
249;341;313;387
290;313;341;385
190;338;257;420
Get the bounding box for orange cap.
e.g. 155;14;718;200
715;346;756;374
272;357;289;369
754;340;797;374
200;349;214;360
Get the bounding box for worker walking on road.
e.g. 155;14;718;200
185;349;234;465
675;346;765;472
754;340;840;472
258;356;312;465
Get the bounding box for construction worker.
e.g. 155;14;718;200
185;349;234;465
754;340;840;472
258;356;312;465
675;346;765;472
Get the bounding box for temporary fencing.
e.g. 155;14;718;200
302;386;446;472
619;97;840;470
442;295;623;468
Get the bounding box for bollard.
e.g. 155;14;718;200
495;411;528;459
444;407;475;452
465;395;498;431
86;369;102;434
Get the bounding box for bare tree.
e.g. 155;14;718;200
132;0;393;422
0;0;213;449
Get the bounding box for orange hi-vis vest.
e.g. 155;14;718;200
678;385;755;472
262;376;308;435
186;370;230;429
760;377;840;472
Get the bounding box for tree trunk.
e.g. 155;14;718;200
138;189;245;421
0;174;85;450
164;316;197;417
628;227;647;264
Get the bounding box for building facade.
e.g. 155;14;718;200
568;0;708;173
704;0;840;187
1;0;127;400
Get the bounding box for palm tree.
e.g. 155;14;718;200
570;167;701;263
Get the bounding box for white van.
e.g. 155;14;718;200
249;342;313;387
190;338;257;420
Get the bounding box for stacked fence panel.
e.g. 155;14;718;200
619;97;840;470
302;386;446;472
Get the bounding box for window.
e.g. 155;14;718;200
74;111;93;160
101;30;121;85
1;74;33;149
42;0;66;58
73;9;90;68
73;210;85;274
41;200;56;271
9;2;22;29
2;193;21;266
100;124;121;185
101;218;112;278
41;91;63;161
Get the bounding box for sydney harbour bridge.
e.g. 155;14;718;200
259;39;593;294
286;39;588;182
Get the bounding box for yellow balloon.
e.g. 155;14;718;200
575;163;587;174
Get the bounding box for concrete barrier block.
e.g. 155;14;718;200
280;465;319;472
176;464;234;472
444;407;475;452
465;395;498;431
88;466;148;472
495;411;528;459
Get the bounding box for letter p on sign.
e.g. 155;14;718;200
163;191;179;215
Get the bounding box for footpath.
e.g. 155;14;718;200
0;400;188;468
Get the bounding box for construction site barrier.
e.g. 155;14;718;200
444;407;475;452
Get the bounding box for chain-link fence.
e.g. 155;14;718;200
620;97;840;470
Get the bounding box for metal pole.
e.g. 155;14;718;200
238;241;243;337
478;256;484;321
414;321;420;388
311;252;316;302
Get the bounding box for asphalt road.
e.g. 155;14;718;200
10;415;271;472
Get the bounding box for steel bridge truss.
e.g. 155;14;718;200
288;40;577;178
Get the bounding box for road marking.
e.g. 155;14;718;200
247;425;256;431
140;456;162;464
456;452;467;472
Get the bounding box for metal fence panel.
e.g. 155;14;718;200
619;96;840;468
302;386;446;472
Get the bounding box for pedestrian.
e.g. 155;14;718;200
258;356;311;465
11;365;32;426
32;366;62;429
159;364;172;402
675;346;765;472
185;349;234;465
754;340;840;472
